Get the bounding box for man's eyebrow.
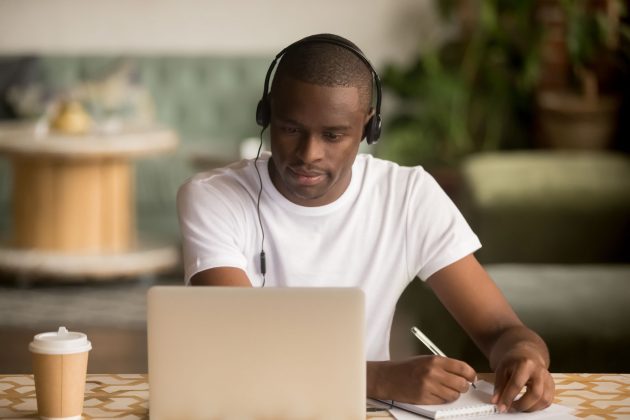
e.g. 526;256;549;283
322;125;351;131
275;118;350;132
275;117;303;126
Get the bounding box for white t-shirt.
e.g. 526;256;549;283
177;153;481;361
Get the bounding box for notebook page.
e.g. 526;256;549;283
391;380;497;418
389;381;576;419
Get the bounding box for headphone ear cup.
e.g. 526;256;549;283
364;115;382;145
256;97;270;127
372;115;382;144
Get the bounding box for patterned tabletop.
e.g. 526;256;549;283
0;373;628;419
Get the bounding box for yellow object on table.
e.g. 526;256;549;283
50;100;93;135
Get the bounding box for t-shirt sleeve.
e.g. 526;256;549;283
176;177;249;284
405;169;481;281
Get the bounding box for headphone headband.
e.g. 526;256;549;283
256;33;382;144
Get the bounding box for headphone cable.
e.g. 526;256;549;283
254;126;267;287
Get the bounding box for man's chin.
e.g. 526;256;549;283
292;187;327;201
286;185;331;205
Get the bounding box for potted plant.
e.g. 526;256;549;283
376;1;541;194
377;2;541;163
535;0;630;149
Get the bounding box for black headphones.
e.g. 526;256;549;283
255;33;383;144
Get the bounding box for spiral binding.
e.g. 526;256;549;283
434;403;498;419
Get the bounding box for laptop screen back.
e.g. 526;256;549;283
147;286;365;419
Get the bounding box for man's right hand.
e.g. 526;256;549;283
367;356;477;404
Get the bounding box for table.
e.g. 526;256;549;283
0;122;179;279
0;374;628;419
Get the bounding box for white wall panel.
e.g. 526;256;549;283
0;0;444;66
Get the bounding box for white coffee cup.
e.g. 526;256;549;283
29;326;92;420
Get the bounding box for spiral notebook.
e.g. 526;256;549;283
384;380;575;419
389;380;497;419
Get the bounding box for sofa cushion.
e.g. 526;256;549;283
460;151;630;263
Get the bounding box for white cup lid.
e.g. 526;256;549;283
29;326;92;355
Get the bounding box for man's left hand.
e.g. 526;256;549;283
491;349;555;413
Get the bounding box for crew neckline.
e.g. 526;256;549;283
255;152;362;216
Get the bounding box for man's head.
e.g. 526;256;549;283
264;34;378;207
271;36;374;114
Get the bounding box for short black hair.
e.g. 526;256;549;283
270;36;374;112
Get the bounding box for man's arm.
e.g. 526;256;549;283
366;254;554;411
190;267;252;286
426;254;554;413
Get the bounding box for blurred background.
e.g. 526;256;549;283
0;0;628;374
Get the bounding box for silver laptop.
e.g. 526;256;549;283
147;286;365;419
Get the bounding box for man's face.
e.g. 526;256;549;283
268;77;371;207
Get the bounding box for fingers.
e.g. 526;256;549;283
492;360;555;413
492;368;507;405
442;357;477;384
427;357;476;402
416;378;466;404
413;384;462;405
513;371;555;412
398;356;476;404
497;368;527;412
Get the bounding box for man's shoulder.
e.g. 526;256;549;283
178;158;259;199
356;154;428;183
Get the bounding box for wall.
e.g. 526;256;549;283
0;0;444;67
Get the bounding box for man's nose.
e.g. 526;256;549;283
296;134;324;163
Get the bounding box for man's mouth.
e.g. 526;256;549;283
288;167;326;186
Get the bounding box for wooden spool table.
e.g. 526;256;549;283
0;122;179;280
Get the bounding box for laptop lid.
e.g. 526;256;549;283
147;286;365;419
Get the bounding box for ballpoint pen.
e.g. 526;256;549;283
411;326;477;389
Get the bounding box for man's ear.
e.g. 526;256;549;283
362;107;377;142
364;107;376;125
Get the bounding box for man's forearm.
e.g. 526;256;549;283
488;325;550;371
367;361;388;399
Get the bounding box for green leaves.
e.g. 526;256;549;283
378;1;539;166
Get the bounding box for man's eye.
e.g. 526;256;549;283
323;132;341;141
281;126;299;134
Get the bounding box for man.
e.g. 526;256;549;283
177;34;554;413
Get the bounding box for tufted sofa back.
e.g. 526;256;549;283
31;55;269;154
